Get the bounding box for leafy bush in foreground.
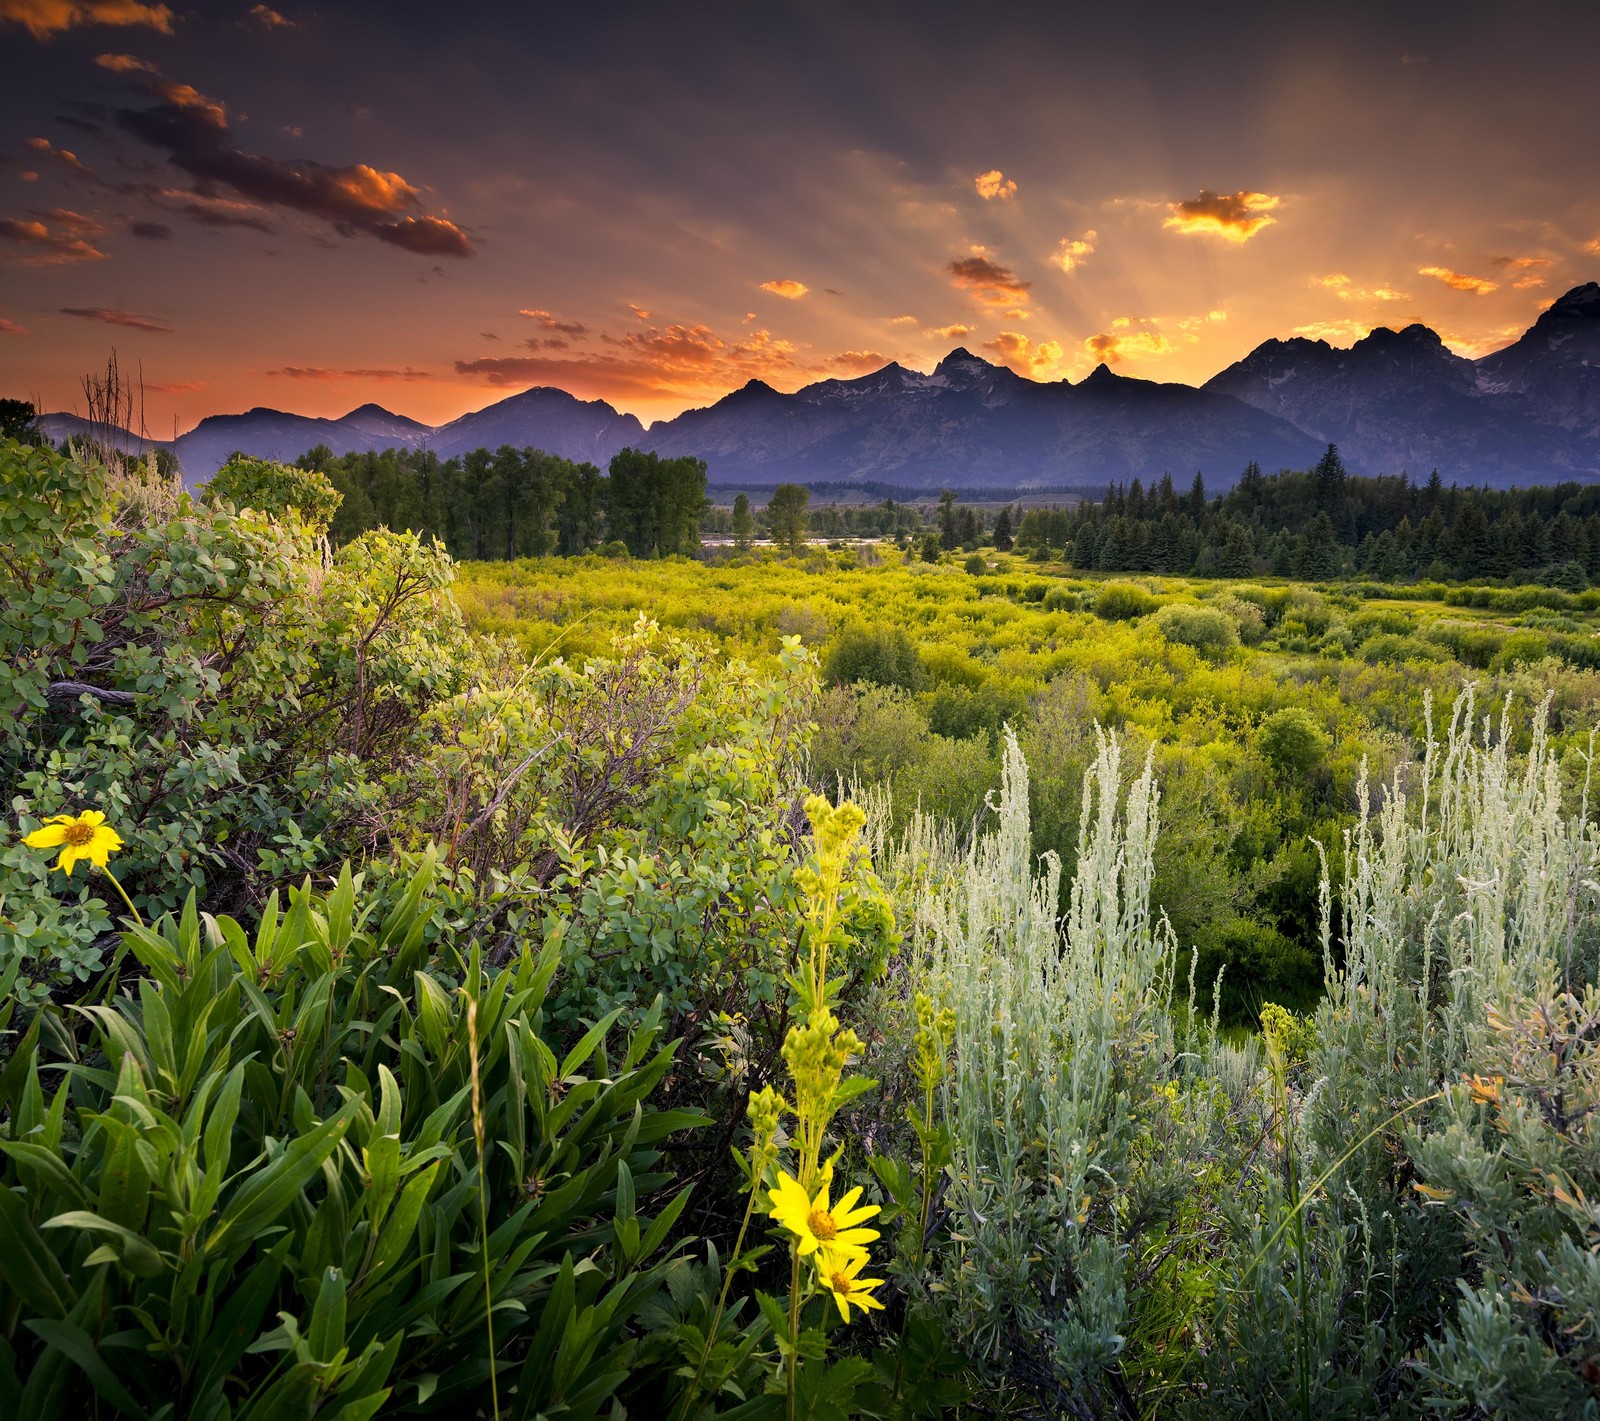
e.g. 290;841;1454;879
0;438;473;1002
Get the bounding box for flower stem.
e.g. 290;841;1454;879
99;866;143;927
677;1184;761;1421
786;1245;800;1421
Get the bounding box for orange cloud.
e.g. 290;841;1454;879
0;215;106;264
888;314;918;325
759;278;809;298
985;331;1063;378
1050;231;1096;273
948;254;1030;306
1315;273;1410;301
94;50;155;72
61;305;171;332
974;169;1017;201
249;3;294;27
267;366;433;381
0;316;30;334
144;377;205;393
1587;237;1600;256
21;136;94;178
1438;325;1527;358
1;0;173;40
1084;320;1174;364
1163;190;1280;243
826;350;889;373
926;323;974;340
1488;256;1552;291
519;308;588;337
1293;319;1370;344
1418;265;1498;294
459;320;807;403
628;302;651;320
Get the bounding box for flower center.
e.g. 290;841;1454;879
63;821;95;846
830;1271;853;1295
807;1208;837;1240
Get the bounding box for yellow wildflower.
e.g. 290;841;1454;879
1466;1074;1504;1107
24;810;124;877
816;1246;886;1322
768;1170;879;1259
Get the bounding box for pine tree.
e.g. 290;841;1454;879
992;506;1014;551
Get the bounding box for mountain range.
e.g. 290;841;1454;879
39;281;1600;492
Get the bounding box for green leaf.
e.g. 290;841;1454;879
308;1267;348;1364
24;1318;150;1419
560;1006;624;1080
207;1099;359;1257
40;1210;166;1279
0;1187;74;1318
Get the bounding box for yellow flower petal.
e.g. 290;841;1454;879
23;824;69;849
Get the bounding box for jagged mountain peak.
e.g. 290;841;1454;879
1545;281;1600;320
934;346;989;370
1356;322;1449;352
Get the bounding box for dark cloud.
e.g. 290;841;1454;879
61;304;171;331
104;60;474;257
947;254;1031;305
129;218;170;238
266;365;433;381
55;114;105;137
163;195;275;232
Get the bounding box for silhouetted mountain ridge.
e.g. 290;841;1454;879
35;282;1600;489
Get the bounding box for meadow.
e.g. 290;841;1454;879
5;438;1600;1419
458;546;1600;1023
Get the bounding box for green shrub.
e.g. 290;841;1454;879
1257;707;1329;780
1212;592;1266;643
0;855;704;1416
1425;621;1504;669
1494;629;1551;669
926;680;1028;741
1153;602;1239;655
204;453;342;534
1042;585;1077;612
1094;581;1156;620
963;553;986;575
1360;632;1451;665
823;622;924;691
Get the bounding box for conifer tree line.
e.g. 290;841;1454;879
298;443;710;559
1013;446;1600;588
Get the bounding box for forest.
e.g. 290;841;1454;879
5;431;1600;1419
305;436;1600;589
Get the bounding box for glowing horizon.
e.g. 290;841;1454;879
3;0;1596;435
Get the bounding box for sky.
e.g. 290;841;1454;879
2;0;1598;434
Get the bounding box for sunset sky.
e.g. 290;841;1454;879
2;0;1598;433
